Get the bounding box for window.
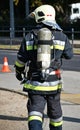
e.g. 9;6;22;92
73;8;79;14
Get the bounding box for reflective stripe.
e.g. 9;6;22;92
28;115;42;122
26;44;64;51
51;45;64;50
26;45;37;50
26;41;33;46
50;121;63;127
31;80;62;86
26;39;65;51
26;45;33;50
24;83;62;91
53;40;65;46
16;59;25;65
15;60;25;67
3;62;8;66
34;45;37;49
29;111;43;117
54;45;64;50
50;117;63;122
51;40;65;50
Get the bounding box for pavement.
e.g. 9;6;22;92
0;64;80;130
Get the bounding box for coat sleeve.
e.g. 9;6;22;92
62;35;73;59
17;37;29;63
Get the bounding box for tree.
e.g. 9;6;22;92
0;0;80;26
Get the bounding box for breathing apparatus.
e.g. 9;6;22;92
37;27;52;79
26;4;62;81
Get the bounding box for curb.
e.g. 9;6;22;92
0;87;80;105
0;87;27;97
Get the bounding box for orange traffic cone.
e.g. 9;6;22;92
1;57;11;72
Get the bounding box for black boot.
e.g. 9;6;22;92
28;120;42;130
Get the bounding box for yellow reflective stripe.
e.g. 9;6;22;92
54;45;64;50
26;45;33;50
24;83;62;91
51;45;64;50
28;116;42;122
50;121;63;127
26;44;64;51
34;45;37;49
26;45;37;50
15;61;25;67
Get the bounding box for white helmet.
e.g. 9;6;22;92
29;5;62;30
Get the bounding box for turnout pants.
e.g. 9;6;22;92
27;92;63;130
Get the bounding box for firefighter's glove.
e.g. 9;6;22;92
50;59;61;70
14;65;25;81
16;71;23;81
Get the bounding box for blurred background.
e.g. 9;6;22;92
0;0;80;44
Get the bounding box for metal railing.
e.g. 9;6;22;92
0;27;80;46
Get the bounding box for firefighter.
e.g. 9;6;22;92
14;5;73;130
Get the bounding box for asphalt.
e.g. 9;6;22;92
0;65;80;130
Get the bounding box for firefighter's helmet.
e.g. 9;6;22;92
29;5;62;30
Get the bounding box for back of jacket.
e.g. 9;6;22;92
16;26;73;94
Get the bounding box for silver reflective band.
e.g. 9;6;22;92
29;111;43;117
26;40;34;45
31;80;62;86
50;116;63;122
53;40;65;46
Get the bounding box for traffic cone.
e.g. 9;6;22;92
1;57;11;72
